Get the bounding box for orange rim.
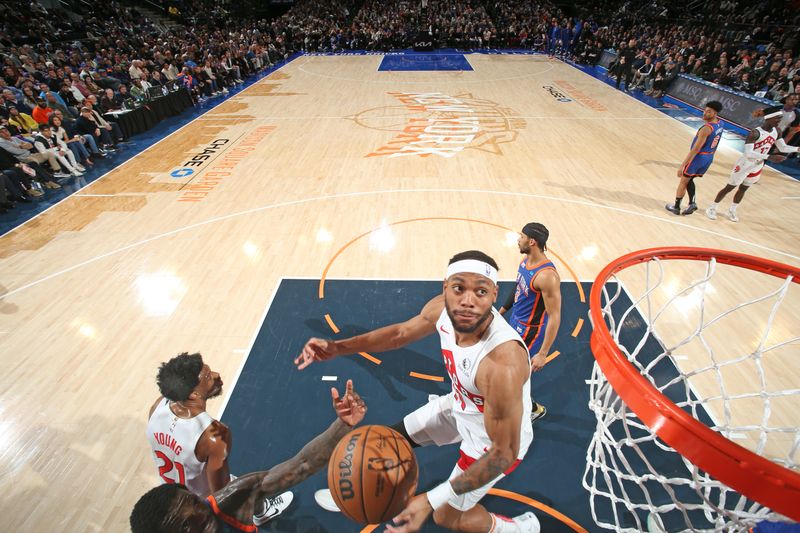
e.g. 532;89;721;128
589;246;800;521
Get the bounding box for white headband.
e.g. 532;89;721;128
446;259;498;284
764;110;783;119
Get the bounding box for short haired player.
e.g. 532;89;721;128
296;250;540;533
146;352;292;526
666;100;724;215
131;379;367;532
499;223;561;423
706;105;799;222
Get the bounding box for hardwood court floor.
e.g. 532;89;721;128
0;54;798;532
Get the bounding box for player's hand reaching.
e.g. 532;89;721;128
332;379;367;427
531;352;548;372
768;154;787;163
294;337;337;370
386;493;432;533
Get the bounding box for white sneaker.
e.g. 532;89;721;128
728;210;739;223
75;164;87;171
54;171;71;178
71;170;84;176
514;512;541;533
253;491;293;525
705;206;717;220
494;512;541;533
314;488;340;512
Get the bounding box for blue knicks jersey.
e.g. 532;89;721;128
683;121;723;177
694;121;723;155
508;259;557;352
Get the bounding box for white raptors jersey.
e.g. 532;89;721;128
437;307;534;460
147;398;214;496
748;126;778;159
733;126;779;178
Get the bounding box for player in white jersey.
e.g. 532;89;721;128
295;250;540;533
147;352;292;526
706;105;799;222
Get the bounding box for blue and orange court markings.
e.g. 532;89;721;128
221;278;594;532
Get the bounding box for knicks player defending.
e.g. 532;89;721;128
666;100;723;215
147;352;292;526
498;223;561;422
132;379;367;533
295;251;540;533
706;105;798;222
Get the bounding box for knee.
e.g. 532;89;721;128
432;506;462;529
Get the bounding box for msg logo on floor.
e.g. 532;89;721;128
361;92;525;159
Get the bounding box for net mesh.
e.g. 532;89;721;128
583;254;800;532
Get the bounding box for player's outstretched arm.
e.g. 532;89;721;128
256;379;366;499
774;137;800;154
211;380;366;521
294;295;442;370
387;343;527;533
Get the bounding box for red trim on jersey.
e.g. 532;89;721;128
206;495;258;532
747;169;763;178
457;450;521;475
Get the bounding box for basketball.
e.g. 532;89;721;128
327;425;418;524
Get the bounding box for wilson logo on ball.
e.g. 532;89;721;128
338;432;361;500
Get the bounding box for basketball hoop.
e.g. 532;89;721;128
584;247;800;532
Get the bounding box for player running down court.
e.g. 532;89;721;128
131;380;367;533
666;100;724;215
706;105;800;222
295;250;540;533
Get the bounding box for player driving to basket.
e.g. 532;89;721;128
295;250;540;533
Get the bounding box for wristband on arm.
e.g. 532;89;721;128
426;481;457;510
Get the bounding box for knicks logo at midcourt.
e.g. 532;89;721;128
361;92;525;159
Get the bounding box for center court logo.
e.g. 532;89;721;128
353;92;526;158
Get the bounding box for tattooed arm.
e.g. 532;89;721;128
450;341;526;494
253;417;353;500
213;380;366;523
387;342;528;533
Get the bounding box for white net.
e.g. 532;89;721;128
583;253;800;532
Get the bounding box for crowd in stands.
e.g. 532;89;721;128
570;1;799;101
0;0;282;210
1;0;797;211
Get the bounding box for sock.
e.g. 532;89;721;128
674;197;682;209
686;180;696;203
489;513;518;533
709;202;718;209
730;203;738;213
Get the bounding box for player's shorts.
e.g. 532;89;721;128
683;153;714;177
511;321;546;356
728;158;764;187
403;394;525;511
